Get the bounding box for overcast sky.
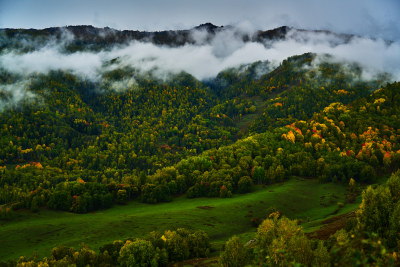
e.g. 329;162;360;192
0;0;399;40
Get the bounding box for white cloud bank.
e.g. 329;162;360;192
0;25;399;109
1;27;399;81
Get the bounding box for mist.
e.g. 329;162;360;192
0;24;399;110
0;80;36;110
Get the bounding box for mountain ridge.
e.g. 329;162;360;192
0;23;359;50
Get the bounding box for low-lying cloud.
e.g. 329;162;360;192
0;24;399;110
1;47;103;79
0;80;36;110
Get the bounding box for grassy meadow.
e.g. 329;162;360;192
0;178;359;261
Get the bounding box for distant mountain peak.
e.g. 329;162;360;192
194;23;221;31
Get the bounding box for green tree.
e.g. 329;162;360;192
119;239;166;267
219;236;251;267
237;176;253;193
30;196;40;213
117;189;128;204
256;213;317;266
357;171;400;248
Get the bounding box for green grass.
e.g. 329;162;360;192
0;178;358;261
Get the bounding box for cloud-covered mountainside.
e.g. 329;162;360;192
0;23;399;109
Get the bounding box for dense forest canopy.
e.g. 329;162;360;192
1;24;400;266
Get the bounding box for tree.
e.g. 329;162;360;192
357;171;400;248
252;166;265;184
30;196;40;213
256;213;317;266
163;230;189;261
99;240;124;265
219;236;251;267
348;178;356;192
117;189;128;204
118;239;166;267
275;165;286;182
187;230;210;258
48;190;72;211
237;176;253;193
51;245;76;261
360;165;376;182
74;244;97;267
219;185;232;198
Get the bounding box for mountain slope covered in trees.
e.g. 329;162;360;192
0;24;399;266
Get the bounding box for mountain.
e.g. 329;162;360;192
0;23;357;52
0;24;399;266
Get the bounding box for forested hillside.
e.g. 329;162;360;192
1;24;399;266
1;53;396;213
